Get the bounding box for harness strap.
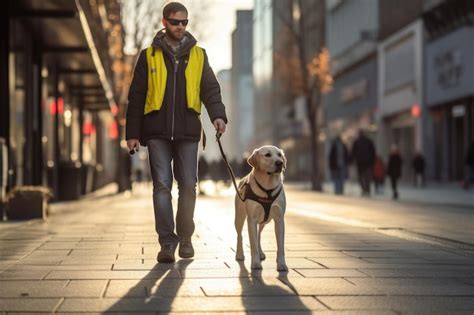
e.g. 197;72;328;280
244;181;282;223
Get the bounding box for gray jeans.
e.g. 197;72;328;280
147;139;198;246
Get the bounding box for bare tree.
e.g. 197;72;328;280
274;0;332;191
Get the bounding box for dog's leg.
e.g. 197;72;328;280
258;223;266;261
248;219;262;270
234;199;246;261
275;217;288;272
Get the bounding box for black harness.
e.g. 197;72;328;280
243;179;282;223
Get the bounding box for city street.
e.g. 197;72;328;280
0;184;473;314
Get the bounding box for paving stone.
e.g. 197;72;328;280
201;277;296;296
361;258;432;264
24;250;71;257
0;298;61;312
5;264;113;271
295;269;369;278
60;258;118;265
359;268;474;278
58;296;326;312
318;296;474;312
112;260;227;270
343;251;417;258
0;271;49;280
249;311;398;315
0;280;106;297
178;268;303;279
266;277;379;295
45;269;180;280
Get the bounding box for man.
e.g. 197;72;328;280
412;152;425;187
126;2;227;263
351;129;376;196
329;135;349;195
387;144;402;200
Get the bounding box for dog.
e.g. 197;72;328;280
234;145;288;271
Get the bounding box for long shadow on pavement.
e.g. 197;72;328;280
237;261;312;314
105;259;192;313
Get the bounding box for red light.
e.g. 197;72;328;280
111;104;119;116
411;104;421;118
108;120;119;139
83;121;93;135
49;97;64;115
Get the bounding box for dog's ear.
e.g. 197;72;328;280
281;150;287;169
247;149;259;168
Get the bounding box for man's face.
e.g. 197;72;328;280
163;11;188;41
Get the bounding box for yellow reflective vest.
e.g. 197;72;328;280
144;46;204;115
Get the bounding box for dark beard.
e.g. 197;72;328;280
165;27;182;41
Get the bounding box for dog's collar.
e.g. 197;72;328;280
244;179;282;223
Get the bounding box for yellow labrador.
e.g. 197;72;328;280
235;145;287;271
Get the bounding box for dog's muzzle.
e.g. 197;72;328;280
274;161;284;173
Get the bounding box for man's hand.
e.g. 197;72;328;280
213;118;226;135
127;139;140;153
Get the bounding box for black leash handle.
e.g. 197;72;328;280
216;132;245;201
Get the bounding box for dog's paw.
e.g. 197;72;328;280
235;253;245;261
251;261;262;270
259;252;266;261
277;256;287;272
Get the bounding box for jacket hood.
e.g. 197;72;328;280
151;29;197;56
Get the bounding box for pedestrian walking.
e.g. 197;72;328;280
463;141;474;189
125;2;227;263
412;152;426;187
373;155;385;194
351;129;376;196
387;144;403;200
329;135;350;195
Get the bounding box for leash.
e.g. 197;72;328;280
216;132;246;201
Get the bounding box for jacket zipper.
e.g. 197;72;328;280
171;56;179;141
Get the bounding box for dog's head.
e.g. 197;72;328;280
247;145;287;175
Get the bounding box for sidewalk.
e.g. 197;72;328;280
290;180;474;208
0;185;473;313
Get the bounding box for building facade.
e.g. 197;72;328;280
231;10;254;160
423;0;474;181
1;0;125;200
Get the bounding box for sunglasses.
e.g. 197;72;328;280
166;18;189;26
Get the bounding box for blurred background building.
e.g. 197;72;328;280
2;0;473;203
1;0;131;201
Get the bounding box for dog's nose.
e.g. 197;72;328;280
275;161;283;167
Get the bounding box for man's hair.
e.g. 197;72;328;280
163;2;188;19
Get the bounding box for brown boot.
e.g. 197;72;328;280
178;238;194;258
157;243;177;263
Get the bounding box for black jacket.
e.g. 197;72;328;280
387;153;402;179
351;135;376;170
329;139;349;171
125;30;227;145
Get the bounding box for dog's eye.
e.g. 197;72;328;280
265;153;271;157
278;153;282;157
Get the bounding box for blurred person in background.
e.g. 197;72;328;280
351;129;376;196
373;155;385;194
387;144;403;200
412;152;426;188
463;141;474;190
329;135;350;195
125;2;227;263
